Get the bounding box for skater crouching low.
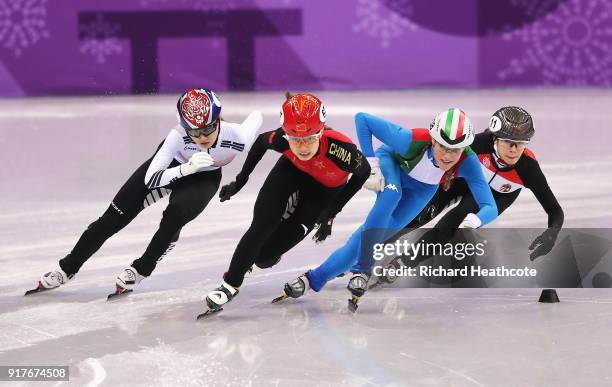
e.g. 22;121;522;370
27;88;262;299
197;93;370;318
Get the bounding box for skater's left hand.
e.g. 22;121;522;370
313;218;334;243
529;229;557;261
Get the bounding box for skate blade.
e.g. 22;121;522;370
196;308;223;320
348;299;359;313
271;294;289;304
107;288;133;301
24;282;50;296
347;295;360;313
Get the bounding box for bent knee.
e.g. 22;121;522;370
255;256;281;269
160;205;191;229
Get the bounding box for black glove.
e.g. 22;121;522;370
219;181;240;202
529;228;558;261
313;218;334;243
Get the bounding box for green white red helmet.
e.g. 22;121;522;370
429;108;474;149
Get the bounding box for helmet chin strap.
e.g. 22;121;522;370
492;141;513;170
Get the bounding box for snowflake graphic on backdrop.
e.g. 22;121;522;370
353;0;417;48
0;0;49;57
509;0;563;21
79;14;122;64
499;0;612;85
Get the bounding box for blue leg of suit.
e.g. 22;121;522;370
307;146;438;292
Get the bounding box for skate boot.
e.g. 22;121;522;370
25;268;72;295
108;266;146;300
272;273;310;303
197;281;239;319
369;257;405;290
347;273;370;313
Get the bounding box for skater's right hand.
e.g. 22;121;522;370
180;152;215;176
363;157;385;192
458;213;482;229
219;181;240;202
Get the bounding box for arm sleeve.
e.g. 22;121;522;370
518;158;564;230
144;130;185;189
354;112;413;157
320;143;371;219
239;110;264;152
234;128;287;189
458;154;498;226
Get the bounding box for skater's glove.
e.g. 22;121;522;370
180;152;215;176
313;218;334;243
458;213;482;229
219;181;240;202
363;157;385;192
529;228;558;261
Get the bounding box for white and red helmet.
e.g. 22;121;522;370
430;108;474;149
177;88;222;130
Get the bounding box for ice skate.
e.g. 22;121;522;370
107;266;145;301
272;273;310;304
347;273;370;313
25;269;71;296
197;281;239;320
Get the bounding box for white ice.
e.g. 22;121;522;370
1;90;612;386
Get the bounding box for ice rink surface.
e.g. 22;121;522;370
1;90;612;386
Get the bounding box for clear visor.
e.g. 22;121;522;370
284;131;322;145
497;138;530;145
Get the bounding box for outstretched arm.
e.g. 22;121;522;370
239;110;264;153
219;128;287;201
354;112;413;157
235;128;285;188
518;156;564;260
458;154;498;227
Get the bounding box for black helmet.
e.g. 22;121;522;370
488;106;534;142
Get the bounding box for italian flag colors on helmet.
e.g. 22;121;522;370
444;108;465;140
430;107;474;149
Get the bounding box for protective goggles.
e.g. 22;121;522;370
497;138;529;147
284;131;322;145
185;120;219;138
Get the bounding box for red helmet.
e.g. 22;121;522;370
280;93;326;137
